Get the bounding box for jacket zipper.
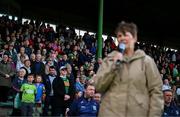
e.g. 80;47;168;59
125;62;130;117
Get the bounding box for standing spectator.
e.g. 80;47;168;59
82;32;92;47
93;58;102;73
8;55;16;71
58;54;70;68
30;53;36;64
172;51;176;64
20;73;37;116
43;66;57;116
16;54;26;71
79;66;85;76
176;50;180;64
162;79;172;91
42;48;47;58
52;66;75;116
17;47;29;61
162;89;180;117
173;65;179;79
174;76;180;106
23;39;32;57
0;54;15;102
75;77;85;95
21;59;31;78
78;49;92;66
93;92;101;103
64;44;72;55
66;63;75;85
31;53;45;76
0;34;5;50
89;42;97;56
34;75;46;116
49;50;59;66
45;59;55;75
5;43;18;64
11;68;27;116
68;84;99;117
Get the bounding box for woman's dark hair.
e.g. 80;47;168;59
115;21;138;37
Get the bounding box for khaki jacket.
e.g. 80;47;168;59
94;49;164;117
0;61;15;87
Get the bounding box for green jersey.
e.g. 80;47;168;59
20;83;37;103
62;76;69;94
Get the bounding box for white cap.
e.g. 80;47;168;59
60;66;67;70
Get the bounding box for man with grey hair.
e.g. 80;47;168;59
11;68;27;116
31;53;45;76
21;59;31;78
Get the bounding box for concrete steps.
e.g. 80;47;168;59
0;101;13;116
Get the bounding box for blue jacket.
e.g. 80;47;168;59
75;82;84;92
162;102;180;117
68;96;99;117
35;83;45;102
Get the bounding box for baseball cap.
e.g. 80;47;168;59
60;66;67;70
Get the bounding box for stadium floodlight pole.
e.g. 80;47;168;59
97;0;104;59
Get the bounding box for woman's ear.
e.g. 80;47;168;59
133;34;138;43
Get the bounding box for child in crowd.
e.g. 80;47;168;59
93;93;102;103
20;73;37;116
34;75;46;116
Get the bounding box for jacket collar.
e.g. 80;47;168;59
122;49;146;63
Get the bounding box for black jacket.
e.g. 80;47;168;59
31;61;45;76
52;76;75;108
43;74;56;96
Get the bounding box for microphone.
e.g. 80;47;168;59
118;42;125;54
116;43;125;65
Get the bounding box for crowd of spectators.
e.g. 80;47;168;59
0;15;180;116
